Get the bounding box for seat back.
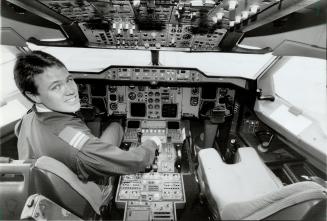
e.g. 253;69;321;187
0;156;106;220
265;198;326;220
197;147;327;220
221;181;327;220
31;156;110;219
0;158;34;220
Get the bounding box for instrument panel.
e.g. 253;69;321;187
77;83;235;119
75;66;239;221
116;172;185;221
105;67;201;82
116;173;185;208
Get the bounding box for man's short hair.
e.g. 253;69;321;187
14;50;66;98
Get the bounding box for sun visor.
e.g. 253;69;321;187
159;51;275;80
28;45;152;72
273;40;326;60
0;28;27;47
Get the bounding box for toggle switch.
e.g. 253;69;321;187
228;1;238;20
217;12;224;20
241;11;249;20
235;15;241;24
228;0;238;11
249;5;260;15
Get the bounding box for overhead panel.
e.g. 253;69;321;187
21;0;315;51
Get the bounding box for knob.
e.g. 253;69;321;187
128;92;136;100
191;88;199;95
109;103;118;110
144;165;152;172
152;159;158;171
256;131;274;152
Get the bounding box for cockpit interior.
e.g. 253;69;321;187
0;0;326;220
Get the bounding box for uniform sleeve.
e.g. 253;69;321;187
58;125;158;180
76;139;157;180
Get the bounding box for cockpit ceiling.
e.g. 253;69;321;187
3;0;321;52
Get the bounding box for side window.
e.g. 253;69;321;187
273;56;327;132
0;46;20;101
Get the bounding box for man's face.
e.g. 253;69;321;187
32;66;80;112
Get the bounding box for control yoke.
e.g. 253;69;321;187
201;104;228;148
206;104;227;124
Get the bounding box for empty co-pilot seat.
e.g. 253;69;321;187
197;147;327;220
32;156;113;219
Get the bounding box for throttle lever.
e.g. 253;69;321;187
137;128;142;145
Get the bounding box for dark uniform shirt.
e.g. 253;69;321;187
16;106;158;181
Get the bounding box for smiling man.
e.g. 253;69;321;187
14;51;161;182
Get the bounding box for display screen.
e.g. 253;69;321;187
201;86;217;99
90;83;107;96
168;121;179;129
130;103;146;117
162;104;178;118
91;98;106;113
127;121;140;128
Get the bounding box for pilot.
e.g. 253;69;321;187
14;50;161;182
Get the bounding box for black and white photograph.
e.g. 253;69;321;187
0;0;326;220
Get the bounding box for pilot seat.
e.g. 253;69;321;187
197;147;327;220
31;156;114;219
0;156;113;220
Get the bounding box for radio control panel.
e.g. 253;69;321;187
123;201;176;221
116;173;185;209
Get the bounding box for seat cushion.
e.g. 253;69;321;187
197;147;283;217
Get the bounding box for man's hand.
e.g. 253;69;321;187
148;136;162;153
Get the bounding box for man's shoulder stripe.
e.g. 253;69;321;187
59;126;89;150
69;131;83;146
